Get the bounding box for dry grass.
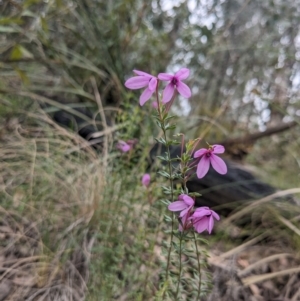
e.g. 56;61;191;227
0;107;104;300
0;104;164;300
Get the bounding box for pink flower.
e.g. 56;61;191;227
168;194;195;231
190;207;220;234
142;174;151;187
116;139;137;153
125;70;158;106
116;140;131;152
194;144;227;179
158;68;192;104
151;101;158;109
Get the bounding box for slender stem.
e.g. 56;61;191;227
194;231;202;300
175;232;183;300
166;146;174;282
163;126;175;280
155;85;176;295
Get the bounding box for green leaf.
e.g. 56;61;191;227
0;26;18;33
155;120;162;128
170;173;182;180
0;18;23;25
156;155;168;161
10;45;33;60
160;199;171;205
165;115;176;121
10;46;22;60
157;171;170;178
162;186;172;194
164;214;172;222
154;137;166;145
164;124;176;131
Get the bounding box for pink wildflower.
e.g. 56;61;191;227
116;139;137;153
125;70;158;106
116;140;131;153
168;194;195;231
142;174;151;187
190;207;220;234
151;101;158;109
194;144;227;179
158;68;192;104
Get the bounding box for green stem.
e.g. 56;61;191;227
194;232;202;300
155;85;176;296
175;232;183;300
163;129;175;279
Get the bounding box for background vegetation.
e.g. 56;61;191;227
0;0;300;300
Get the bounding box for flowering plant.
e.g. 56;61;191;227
125;67;227;299
141;173;151;187
116;140;132;152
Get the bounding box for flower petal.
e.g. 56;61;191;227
175;68;190;80
168;201;187;212
133;70;153;77
158;73;174;81
179;207;190;218
207;215;215;234
178;194;185;201
139;88;154;106
142;174;150;187
117;141;131;152
210;154;227;175
194;217;209;233
194;148;207;158
125;76;150;89
212;210;220;221
176;81;192;98
182;195;194;206
192;207;211;218
162;83;175;104
196;155;210;179
212;144;225;154
148;77;157;91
